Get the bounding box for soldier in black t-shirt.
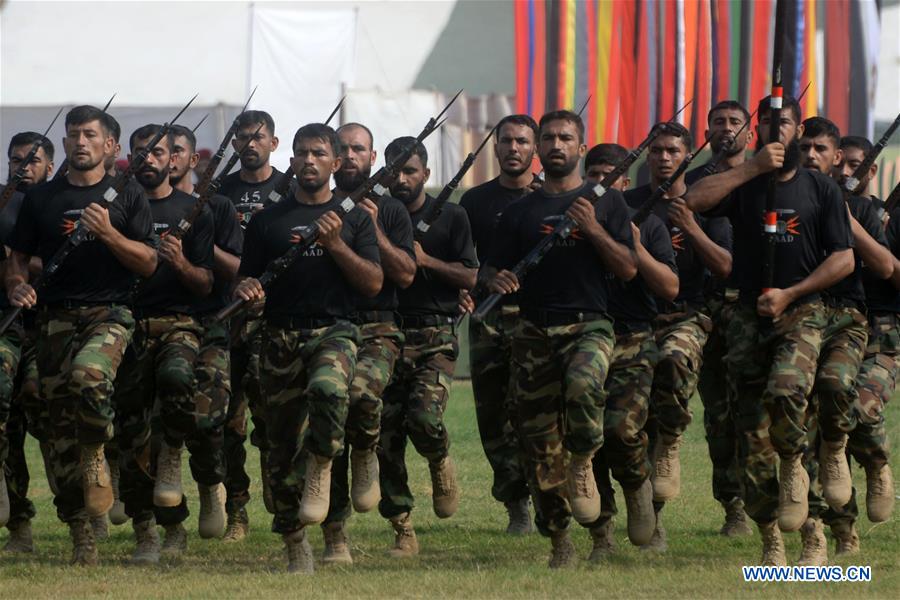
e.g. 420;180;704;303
234;123;382;574
624;123;733;527
111;124;215;565
486;111;636;568
581;143;679;557
0;131;55;551
376;136;477;557
6;106;157;565
320;122;417;564
685;95;855;566
216;110;281;541
458;114;539;536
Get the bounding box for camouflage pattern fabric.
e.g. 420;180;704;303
186;317;230;486
114;314;202;525
326;320;402;525
507;318;614;536
0;321;23;465
36;305;134;523
724;300;826;524
469;306;530;504
262;321;359;535
378;324;459;520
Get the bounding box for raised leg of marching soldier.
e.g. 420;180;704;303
697;294;751;536
469;308;532;534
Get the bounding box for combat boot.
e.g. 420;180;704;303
720;497;753;537
831;519;860;555
131;518;161;565
3;520;34;553
639;512;667;553
322;521;353;565
588;519;616;562
504;497;534;535
350;448;380;513
865;464;895;522
820;436;852;509
68;518;99;566
777;453;809;532
91;514;109;541
387;512;419;558
154;442;183;508
0;472;9;527
548;529;577;569
298;454;332;525
80;443;113;517
796;517;828;566
652;435;682;502
161;523;188;557
758;520;787;566
198;482;226;539
429;456;460;518
260;450;275;514
567;454;601;524
223;507;249;543
623;479;655;546
108;459;129;525
283;528;314;574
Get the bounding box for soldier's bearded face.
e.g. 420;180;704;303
64;119;112;172
292;136;339;193
335;126;374;192
538;119;585;179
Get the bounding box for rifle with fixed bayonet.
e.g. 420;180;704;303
1;107;64;212
842;112;900;199
52;95;116;182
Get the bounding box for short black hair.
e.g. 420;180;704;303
539;110;585;143
129;124;173;152
292;123;341;157
170;124;197;153
757;94;802;125
707;100;751;126
104;113;121;142
337;122;374;149
65;105;110;135
237;110;275;136
8;132;55;161
654;121;693;151
585;143;628;169
840;135;874;156
801;116;841;146
385;136;428;168
495;114;539;141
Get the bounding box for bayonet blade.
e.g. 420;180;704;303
434;89;463;123
241;86;258;113
325;96;345;125
576;95;592;117
166;94;198;126
42;106;65;137
192;113;210;133
101;93;116;112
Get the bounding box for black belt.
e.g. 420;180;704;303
266;315;339;330
521;309;607;327
350;310;395;325
396;314;454;329
44;300;126;310
614;320;652;335
132;308;192;320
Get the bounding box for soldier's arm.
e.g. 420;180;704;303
633;227;679;301
81;203;157;278
786;249;854;300
376;226;416;289
415;243;478;290
159;236;213;297
4;250;37;308
318;211;383;298
849;213;892;279
566;197;637;281
213;246;240;282
684;144;783;213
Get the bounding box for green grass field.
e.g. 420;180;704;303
1;382;898;599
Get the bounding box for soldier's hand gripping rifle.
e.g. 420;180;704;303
842;112;900;199
0;95;197;335
52;95;116;182
470;101;693;323
215;91;463;322
265;96;347;205
0;107;64;212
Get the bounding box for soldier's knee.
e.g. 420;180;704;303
157;369;195;398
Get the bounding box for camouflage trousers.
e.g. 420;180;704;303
469;306;530;504
697;296;743;504
114;314;201;525
649;311;712;440
262;321;359;534
510;317;614;536
378;323;458;519
37;305;134;523
724;300;826;524
224;308;265;513
326;320;402;525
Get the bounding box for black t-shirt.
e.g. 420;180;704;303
460;177;532;265
0;184;25;246
825;194;887;304
238;195;380;320
705;168;853;300
608;211;677;328
863;200;900;313
625;183;731;312
137;190;215;314
218;168;283;230
194;194;244;314
398;195;478;317
487;182;634;314
9;175;153;305
357;195;415;312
